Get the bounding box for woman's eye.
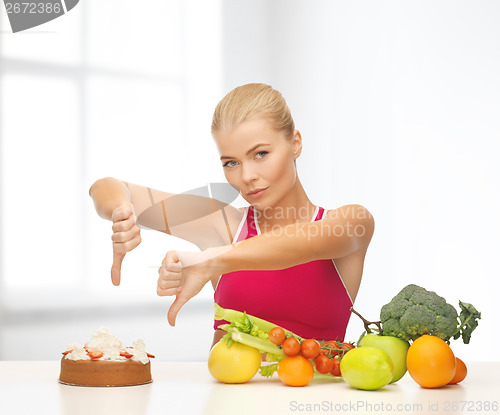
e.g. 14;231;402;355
223;151;267;168
223;160;237;168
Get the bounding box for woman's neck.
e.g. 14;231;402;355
253;177;316;232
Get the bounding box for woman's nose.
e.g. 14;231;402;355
240;162;259;184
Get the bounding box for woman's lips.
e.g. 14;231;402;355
248;188;268;198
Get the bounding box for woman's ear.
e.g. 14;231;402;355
291;130;302;160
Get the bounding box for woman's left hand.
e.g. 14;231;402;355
157;247;230;326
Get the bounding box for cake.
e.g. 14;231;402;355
59;326;154;387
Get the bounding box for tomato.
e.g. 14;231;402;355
406;335;456;388
340;347;393;390
339;342;354;351
300;339;320;359
278;355;314;387
268;327;286;345
449;357;467;384
282;337;301;356
330;357;341;377
208;340;261;383
319;340;336;355
320;341;353;358
314;355;334;374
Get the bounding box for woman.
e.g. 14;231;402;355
89;83;374;351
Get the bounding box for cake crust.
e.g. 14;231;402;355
59;357;152;387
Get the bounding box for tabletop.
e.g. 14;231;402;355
0;361;499;415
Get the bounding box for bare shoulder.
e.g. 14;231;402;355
324;204;374;223
325;204;374;244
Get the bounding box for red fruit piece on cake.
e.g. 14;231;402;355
120;351;133;359
88;351;103;360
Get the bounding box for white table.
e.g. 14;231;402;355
0;361;498;415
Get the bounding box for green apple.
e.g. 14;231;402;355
358;333;410;383
340;347;394;390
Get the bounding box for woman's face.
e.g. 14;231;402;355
213;116;301;209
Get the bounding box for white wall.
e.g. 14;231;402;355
221;0;500;361
1;0;498;362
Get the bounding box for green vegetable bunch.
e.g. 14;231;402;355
214;304;347;379
380;284;481;344
214;303;303;363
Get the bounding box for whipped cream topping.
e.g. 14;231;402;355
63;326;150;364
131;339;149;364
65;343;90;361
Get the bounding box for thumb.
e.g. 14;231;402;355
111;252;125;286
167;295;189;327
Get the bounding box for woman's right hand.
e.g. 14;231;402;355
110;203;141;286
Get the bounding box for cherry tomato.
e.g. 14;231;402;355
321;341;353;358
330;357;341;377
315;354;334;374
300;339;320;359
268;327;286;345
282;337;301;356
319;340;339;356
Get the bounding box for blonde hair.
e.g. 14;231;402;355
211;83;295;137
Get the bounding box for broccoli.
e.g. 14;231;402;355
380;284;481;344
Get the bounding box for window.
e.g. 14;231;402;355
0;0;223;308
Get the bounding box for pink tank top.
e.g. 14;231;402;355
214;205;353;341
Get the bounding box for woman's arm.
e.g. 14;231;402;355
89;177;241;249
89;177;133;220
89;177;243;285
159;204;374;326
89;177;141;285
215;204;374;273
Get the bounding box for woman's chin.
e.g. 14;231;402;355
249;200;268;209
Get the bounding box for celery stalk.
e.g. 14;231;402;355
216;323;230;331
214;303;304;341
214;303;276;332
231;328;285;358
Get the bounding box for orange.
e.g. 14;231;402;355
277;355;314;387
406;335;456;388
449;357;467;384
